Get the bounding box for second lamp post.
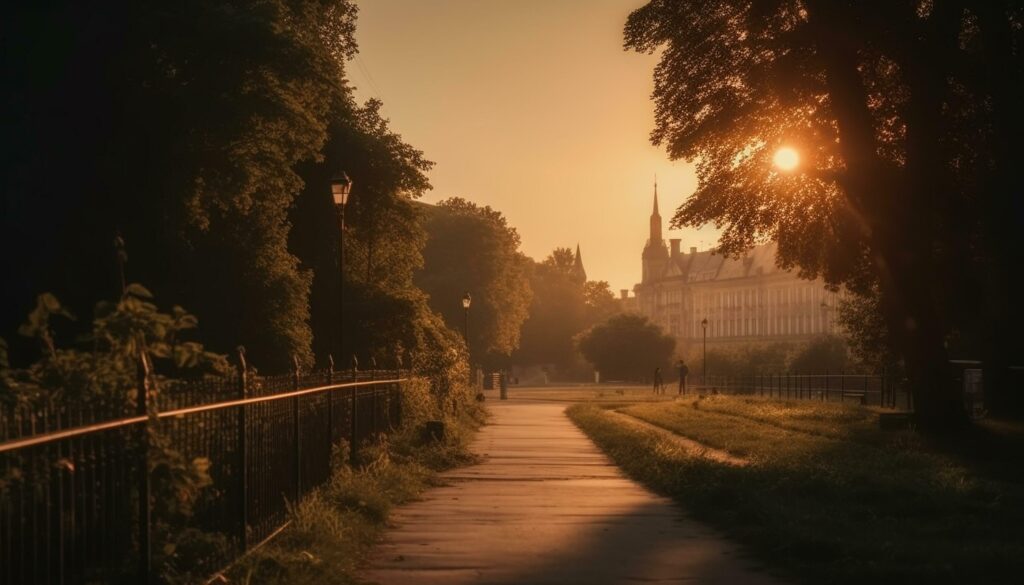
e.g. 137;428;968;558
701;317;708;387
462;292;472;385
331;171;353;368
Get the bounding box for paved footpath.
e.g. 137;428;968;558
361;400;782;585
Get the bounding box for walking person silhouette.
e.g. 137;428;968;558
653;367;665;395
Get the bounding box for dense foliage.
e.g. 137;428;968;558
0;3;487;582
0;286;230;580
416;198;533;369
788;335;853;373
0;1;474;387
1;286;227;408
575;313;675;381
625;0;1024;426
514;249;620;378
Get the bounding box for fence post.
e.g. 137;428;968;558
863;373;869;406
369;358;378;433
235;347;249;552
136;352;152;584
292;356;301;502
841;369;845;400
394;353;404;429
326;355;335;450
350;355;359;467
825;369;829;402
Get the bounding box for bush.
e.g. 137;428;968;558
788;335;854;372
681;342;794;377
576;314;675;380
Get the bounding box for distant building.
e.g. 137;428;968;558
633;183;840;353
618;288;638;313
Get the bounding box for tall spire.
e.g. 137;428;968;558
653;175;659;215
572;243;587;283
649;177;663;244
642;177;669;282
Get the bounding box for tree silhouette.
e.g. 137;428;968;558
1;1;361;371
415;198;533;368
626;0;1024;428
576;313;675;381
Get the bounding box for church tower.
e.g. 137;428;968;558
642;180;669;282
572;243;587;284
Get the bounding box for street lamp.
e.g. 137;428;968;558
701;317;708;386
331;171;353;368
462;292;472;385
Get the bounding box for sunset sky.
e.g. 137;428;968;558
350;0;719;292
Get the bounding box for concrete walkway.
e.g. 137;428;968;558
361;400;781;585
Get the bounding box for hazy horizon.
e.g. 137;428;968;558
350;0;720;292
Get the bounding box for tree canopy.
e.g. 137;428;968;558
415;198;533;368
626;0;1024;427
1;0;367;371
513;249;621;378
1;1;471;384
576;313;675;381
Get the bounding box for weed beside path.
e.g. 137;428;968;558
224;380;485;585
568;397;1024;584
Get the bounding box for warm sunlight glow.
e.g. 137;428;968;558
773;147;800;171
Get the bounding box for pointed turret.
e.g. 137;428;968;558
572;243;587;284
652;178;660;214
642;178;669;282
649;179;663;244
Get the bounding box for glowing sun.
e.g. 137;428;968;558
773;147;800;171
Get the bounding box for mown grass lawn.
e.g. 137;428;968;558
568;396;1024;584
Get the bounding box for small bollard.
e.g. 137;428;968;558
422;420;446;442
499;372;508;400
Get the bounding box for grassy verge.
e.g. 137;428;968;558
226;380;485;585
567;397;1024;584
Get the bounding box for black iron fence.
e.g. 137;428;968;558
694;372;911;410
0;364;407;585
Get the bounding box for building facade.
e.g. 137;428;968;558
633;185;840;353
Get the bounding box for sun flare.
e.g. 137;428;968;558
773;147;800;172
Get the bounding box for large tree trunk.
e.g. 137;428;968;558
807;0;968;430
894;0;969;429
874;234;965;430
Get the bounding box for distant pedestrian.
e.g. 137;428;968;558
653;367;664;394
676;360;689;395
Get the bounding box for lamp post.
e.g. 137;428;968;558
331;171;353;368
701;317;708;387
462;292;472;385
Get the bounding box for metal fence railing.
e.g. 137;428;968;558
0;364;407;585
693;372;911;410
